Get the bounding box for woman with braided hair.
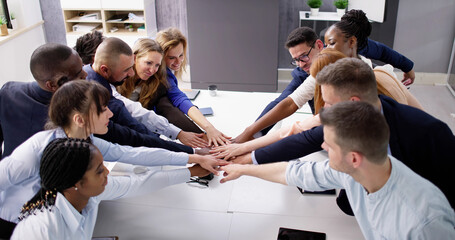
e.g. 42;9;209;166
331;9;415;85
12;138;192;239
0;80;225;237
233;9;417;144
287;9;421;116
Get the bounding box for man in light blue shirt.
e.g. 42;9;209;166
220;101;455;239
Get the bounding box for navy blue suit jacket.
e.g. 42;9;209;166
84;65;192;153
255;39;414;136
381;95;455;207
0;82;52;158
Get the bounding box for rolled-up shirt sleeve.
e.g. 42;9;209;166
92;136;189;166
98;167;190;201
289;75;316;109
285;159;344;191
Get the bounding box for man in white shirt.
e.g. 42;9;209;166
234;27;324;143
220;101;455;239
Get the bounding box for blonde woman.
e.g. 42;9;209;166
155;28;230;146
118;37;229;147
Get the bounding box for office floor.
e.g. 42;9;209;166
408;84;455;133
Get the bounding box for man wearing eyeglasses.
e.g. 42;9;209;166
234;27;415;143
234;27;322;143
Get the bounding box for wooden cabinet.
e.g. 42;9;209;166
103;10;146;35
60;0;154;46
62;10;104;34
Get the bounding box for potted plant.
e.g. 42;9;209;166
334;0;348;17
307;0;323;16
10;13;18;30
0;16;8;36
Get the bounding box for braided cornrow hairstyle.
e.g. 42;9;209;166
18;138;94;221
334;9;372;51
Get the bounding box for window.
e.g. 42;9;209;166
0;0;11;28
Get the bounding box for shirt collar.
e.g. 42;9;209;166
166;67;175;76
54;192;98;235
54;127;95;141
54;127;67;138
83;64;113;96
365;156;396;201
31;82;53;105
54;192;84;234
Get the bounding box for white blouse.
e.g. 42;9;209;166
289;56;373;109
0;128;189;223
11;167;190;240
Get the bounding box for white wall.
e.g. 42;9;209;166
0;26;46;86
0;0;45;87
7;0;42;29
394;0;455;73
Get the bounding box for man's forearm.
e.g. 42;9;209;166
240;162;288;185
243;130;282;153
247;97;298;136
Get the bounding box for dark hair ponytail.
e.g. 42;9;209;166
334;9;371;51
45;80;110;131
19;138;95;221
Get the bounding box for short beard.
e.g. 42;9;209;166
110;80;125;86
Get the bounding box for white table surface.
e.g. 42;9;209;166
94;90;364;239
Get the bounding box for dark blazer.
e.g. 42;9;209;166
255;95;455;207
381;95;455;207
254;39;414;136
255;125;323;164
84;65;192;154
0;82;51;158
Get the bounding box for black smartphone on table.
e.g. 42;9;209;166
277;227;326;240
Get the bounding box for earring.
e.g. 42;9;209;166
75;187;78;191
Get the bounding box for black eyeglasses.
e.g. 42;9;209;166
291;41;316;66
186;177;209;188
